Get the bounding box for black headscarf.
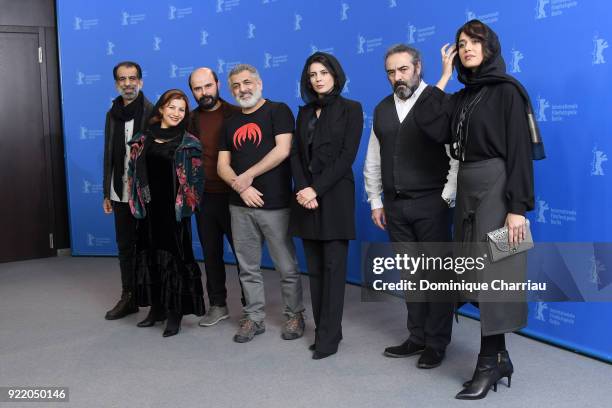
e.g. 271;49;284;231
452;20;545;161
300;52;346;107
110;91;145;199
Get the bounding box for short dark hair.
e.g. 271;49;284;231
384;44;423;77
113;61;142;80
455;19;497;63
188;69;219;89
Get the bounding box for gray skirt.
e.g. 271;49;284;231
455;158;528;336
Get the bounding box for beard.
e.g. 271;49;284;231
197;91;219;110
393;77;419;100
118;84;140;102
234;87;262;109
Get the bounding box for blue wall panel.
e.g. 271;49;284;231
56;0;612;361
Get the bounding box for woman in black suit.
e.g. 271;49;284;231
290;52;363;359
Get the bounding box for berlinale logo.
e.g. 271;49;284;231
340;2;349;21
536;95;549;122
591;145;607;176
294;14;302;31
233;123;262;149
535;197;549;223
247;23;256;39
407;25;416;44
357;35;366;54
535;0;549;19
592;35;608;65
535;301;548;321
510;48;523;73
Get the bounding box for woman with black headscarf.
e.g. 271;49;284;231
290;52;363;359
414;20;545;399
127;89;205;337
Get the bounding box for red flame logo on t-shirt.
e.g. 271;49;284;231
233;123;262;149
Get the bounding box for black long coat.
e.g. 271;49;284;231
289;96;363;241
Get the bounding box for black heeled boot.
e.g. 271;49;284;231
462;350;513;388
105;290;138;320
137;305;166;327
163;311;182;337
455;352;513;400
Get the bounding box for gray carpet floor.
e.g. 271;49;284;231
0;256;610;408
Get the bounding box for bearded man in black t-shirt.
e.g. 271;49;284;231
218;64;305;343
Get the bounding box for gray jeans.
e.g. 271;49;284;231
230;205;304;322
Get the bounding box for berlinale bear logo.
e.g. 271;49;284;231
233;123;262;149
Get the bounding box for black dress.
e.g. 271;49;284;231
134;131;205;316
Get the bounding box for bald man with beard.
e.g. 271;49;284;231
188;67;243;327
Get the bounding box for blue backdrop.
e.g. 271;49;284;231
56;0;611;361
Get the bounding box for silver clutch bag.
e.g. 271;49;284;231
486;220;534;263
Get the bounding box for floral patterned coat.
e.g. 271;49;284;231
127;131;203;221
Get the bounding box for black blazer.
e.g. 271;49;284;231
289;96;363;240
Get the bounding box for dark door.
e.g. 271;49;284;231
0;30;53;262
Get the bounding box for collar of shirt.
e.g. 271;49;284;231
393;80;427;123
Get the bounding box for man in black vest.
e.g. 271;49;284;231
363;45;458;368
102;61;154;320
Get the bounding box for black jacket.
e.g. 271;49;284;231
103;95;154;199
290;96;363;240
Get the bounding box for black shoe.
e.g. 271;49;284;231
417;347;445;369
136;307;166;327
309;343;316;351
455;352;512;400
312;350;336;360
105;291;138;320
463;350;513;388
163;312;182;338
383;339;425;358
162;327;181;337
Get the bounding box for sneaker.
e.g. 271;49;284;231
233;318;265;343
198;305;230;327
281;312;305;340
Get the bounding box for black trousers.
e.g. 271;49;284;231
195;192;242;307
112;201;138;292
384;191;454;351
303;239;349;354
